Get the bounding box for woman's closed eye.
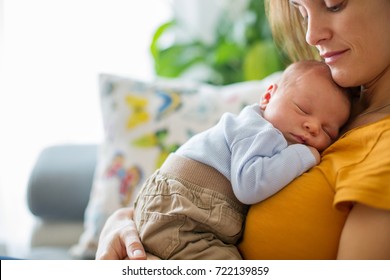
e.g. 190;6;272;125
290;1;346;19
325;0;346;13
327;5;342;12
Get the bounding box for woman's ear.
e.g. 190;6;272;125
260;84;277;110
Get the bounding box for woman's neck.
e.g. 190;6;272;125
362;67;390;108
343;66;390;132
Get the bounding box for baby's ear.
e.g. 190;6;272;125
260;84;277;110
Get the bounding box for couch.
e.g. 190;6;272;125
26;144;98;259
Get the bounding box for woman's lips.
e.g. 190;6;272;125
320;49;349;64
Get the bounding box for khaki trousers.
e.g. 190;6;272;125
134;154;247;260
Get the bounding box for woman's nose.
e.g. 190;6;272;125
305;14;332;46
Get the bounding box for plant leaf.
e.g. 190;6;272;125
150;20;175;60
155;44;206;77
243;40;283;80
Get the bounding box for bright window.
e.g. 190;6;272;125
0;0;172;256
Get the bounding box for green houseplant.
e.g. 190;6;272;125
150;0;286;85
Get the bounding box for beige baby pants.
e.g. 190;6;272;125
134;154;248;260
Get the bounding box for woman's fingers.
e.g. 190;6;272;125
122;222;147;260
96;208;147;260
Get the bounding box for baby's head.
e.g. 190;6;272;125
261;60;351;151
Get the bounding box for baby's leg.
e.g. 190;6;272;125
169;225;243;260
134;171;245;260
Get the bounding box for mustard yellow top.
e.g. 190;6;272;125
238;116;390;260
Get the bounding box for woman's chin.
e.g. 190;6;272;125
330;67;359;88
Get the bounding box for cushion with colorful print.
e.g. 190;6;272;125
70;72;282;259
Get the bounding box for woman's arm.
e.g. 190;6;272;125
337;203;390;259
95;208;147;260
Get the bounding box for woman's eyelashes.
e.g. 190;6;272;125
326;2;345;12
325;0;347;12
291;0;346;19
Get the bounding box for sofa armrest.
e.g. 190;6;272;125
29;220;85;248
27;144;98;221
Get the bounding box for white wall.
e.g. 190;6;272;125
0;0;172;257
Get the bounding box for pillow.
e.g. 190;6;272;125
70;71;283;259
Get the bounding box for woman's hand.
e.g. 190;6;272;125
95;208;147;260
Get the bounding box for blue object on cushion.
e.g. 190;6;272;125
27;144;98;221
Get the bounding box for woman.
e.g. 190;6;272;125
96;0;390;260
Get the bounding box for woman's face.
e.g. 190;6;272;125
289;0;390;88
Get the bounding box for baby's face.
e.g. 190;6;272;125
263;71;350;151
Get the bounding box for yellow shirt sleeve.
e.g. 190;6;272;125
334;121;390;211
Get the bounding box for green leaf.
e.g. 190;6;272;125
154;44;206;77
243;40;283;81
150;20;175;60
213;42;243;65
149;0;287;85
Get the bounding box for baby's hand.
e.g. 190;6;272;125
308;146;321;164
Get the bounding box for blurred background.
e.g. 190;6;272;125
0;0;172;257
0;0;284;257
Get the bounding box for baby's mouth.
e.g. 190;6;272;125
291;133;306;144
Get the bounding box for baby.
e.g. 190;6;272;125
134;60;351;259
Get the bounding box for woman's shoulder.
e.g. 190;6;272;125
333;115;390;211
339;114;390;143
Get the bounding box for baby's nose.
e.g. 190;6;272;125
304;121;320;136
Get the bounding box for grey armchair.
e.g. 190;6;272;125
26;144;98;259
